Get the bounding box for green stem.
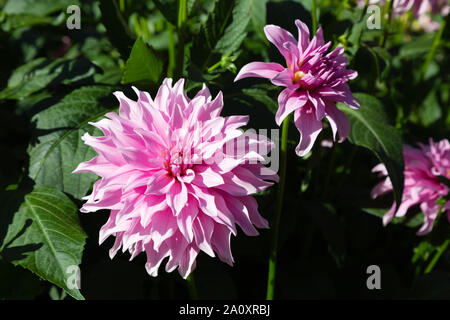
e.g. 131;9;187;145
421;20;446;79
186;274;198;300
266;115;290;300
361;0;369;20
311;0;318;34
167;23;175;78
379;0;393;47
425;239;450;274
174;0;187;80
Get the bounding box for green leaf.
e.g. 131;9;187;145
371;47;392;80
241;87;278;114
214;0;251;54
416;87;442;127
338;93;404;207
153;0;196;25
3;0;78;16
399;33;435;60
1;14;57;31
191;0;251;70
0;58;98;100
29;86;114;199
250;0;268;39
99;0;134;58
153;0;178;25
122;38;163;85
0;186;87;300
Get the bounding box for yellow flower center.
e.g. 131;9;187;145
293;71;306;84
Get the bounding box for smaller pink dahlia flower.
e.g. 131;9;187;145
73;78;278;278
235;19;359;157
371;139;450;235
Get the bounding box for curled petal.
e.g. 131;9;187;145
293;104;323;157
234;62;285;82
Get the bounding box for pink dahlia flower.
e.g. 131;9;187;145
371;139;450;235
73;78;278;278
235;19;359;157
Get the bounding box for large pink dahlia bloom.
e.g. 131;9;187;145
371;139;450;235
73;78;278;278
235;19;359;157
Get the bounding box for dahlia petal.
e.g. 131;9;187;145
372;163;388;177
119;147;156;170
80;186;123;213
234;62;285;82
211;224;234;266
317;84;360;109
295;19;310;52
72;156;116;177
383;203;397;226
219;166;273;196
417;200;440;235
145;171;175;195
193;215;215;257
271;68;295;88
216;152;266;173
293;105;323;157
113;91;138;120
164;235;188;273
81;133;125;166
223;115;249;131
178;245;199;279
324;101;350;142
282;41;300;66
145;241;170;277
195;91;224;122
276;89;308;126
241;196;269;229
166;181;188;216
308;92;326;121
109;233;124;259
177;198;198;242
192;165;225;188
371;178;393;199
140;195;168;228
154;78;173;112
225;196;259;236
150;210;177;251
264;24;297;65
169;101;185;130
132;86;153;104
314;27;325;48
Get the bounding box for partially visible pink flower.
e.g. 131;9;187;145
371;138;450;235
357;0;449;32
73;78;278;278
413;0;450;32
235;19;359;157
356;0;414;17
